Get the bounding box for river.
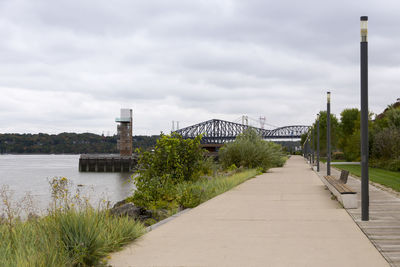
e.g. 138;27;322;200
0;155;135;214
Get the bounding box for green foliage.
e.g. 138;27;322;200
386;107;400;128
369;104;400;171
340;108;360;136
0;209;145;267
176;169;259;209
55;208;106;266
372;128;400;160
0;133;159;154
342;128;361;161
176;182;206;208
338;109;361;161
218;129;286;172
370;158;400;172
0;179;146;267
332;152;345;160
308;111;340;156
132;133;206;210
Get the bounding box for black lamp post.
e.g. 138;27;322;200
361;16;369;221
327;91;331;176
311;127;315;165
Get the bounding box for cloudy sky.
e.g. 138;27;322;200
0;0;399;135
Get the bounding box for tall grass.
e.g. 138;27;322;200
176;169;260;208
0;179;146;267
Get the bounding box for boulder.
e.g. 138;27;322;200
110;203;153;221
112;199;127;209
110;203;142;219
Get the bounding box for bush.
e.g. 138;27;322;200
370;159;400;172
372;128;400;160
332;151;345;160
218;129;286;172
0;178;146;267
132;133;206;210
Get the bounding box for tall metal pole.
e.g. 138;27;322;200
360;16;369;221
312;127;315;164
327;92;331;176
317;114;320;172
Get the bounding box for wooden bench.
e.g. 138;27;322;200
321;170;357;208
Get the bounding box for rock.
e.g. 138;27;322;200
110;203;142;219
109;203;154;222
112;199;127;209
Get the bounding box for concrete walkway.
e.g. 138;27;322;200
316;161;400;266
109;156;388;267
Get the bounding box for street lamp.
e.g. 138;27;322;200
317;113;320;172
360;16;369;221
327;91;331;176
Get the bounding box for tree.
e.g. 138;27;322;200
310;111;339;156
338;108;360;161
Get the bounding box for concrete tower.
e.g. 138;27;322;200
115;108;133;156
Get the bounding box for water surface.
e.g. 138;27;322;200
0;155;135;213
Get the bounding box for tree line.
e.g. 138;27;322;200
302;100;400;171
0;133;159;154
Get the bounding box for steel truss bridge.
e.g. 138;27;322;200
174;119;310;144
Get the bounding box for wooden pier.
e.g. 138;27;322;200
79;154;137;172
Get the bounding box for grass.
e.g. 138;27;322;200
175;168;260;209
320;158;354;163
0;208;146;267
334;164;400;192
0;178;146;267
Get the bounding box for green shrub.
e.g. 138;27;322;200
132;133;205;210
0;179;146;267
219;129;286;172
332;151;345;160
176;182;206;208
370;158;400;172
177;169;258;209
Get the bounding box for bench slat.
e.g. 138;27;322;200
324;175;356;194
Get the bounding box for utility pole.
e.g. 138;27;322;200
360;16;369;221
327;91;331;176
317;113;320;172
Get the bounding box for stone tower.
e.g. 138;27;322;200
115;108;133;156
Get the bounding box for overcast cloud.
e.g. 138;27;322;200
1;0;399;135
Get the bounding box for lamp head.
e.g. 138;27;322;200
361;16;368;42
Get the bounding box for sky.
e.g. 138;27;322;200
0;0;399;135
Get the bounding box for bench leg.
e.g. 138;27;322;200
341;194;358;209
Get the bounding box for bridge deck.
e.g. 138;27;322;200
109;156;388;267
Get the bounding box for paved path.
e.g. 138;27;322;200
316;161;400;266
109;156;388;267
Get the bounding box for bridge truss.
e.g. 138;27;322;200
174;119;310;144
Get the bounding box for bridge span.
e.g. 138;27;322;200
174;119;310;151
